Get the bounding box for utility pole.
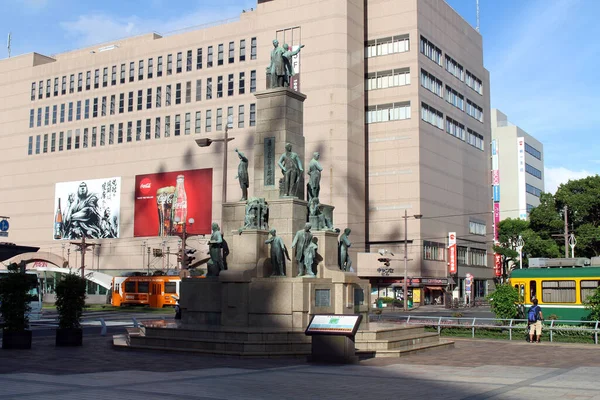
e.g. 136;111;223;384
147;246;151;275
564;205;569;258
70;236;97;278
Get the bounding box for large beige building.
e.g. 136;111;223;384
0;0;492;300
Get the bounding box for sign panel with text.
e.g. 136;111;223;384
305;314;362;337
448;232;457;275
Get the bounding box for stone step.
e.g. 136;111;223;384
355;332;441;351
143;327;309;343
356;340;455;358
355;324;425;341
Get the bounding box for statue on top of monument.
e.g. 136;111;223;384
234;148;249;201
266;39;286;88
277;142;303;197
338;228;353;272
292;222;314;277
282;43;305;88
265;228;290;277
307;152;322;201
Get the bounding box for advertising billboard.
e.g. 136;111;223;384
54;177;121;240
448;232;457;275
493;202;501;241
133;168;212;237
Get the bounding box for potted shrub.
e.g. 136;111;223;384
0;262;36;350
55;274;87;347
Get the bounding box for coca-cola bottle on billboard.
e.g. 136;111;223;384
172;175;187;234
156;186;176;236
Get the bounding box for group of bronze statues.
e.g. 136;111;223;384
266;39;304;89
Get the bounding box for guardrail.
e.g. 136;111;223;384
371;314;600;344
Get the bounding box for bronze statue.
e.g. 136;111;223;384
265;228;290;277
238;197;269;233
266;39;285;88
303;236;318;277
308;197;333;231
207;222;224;276
277;142;303;197
338;228;353;272
235;148;249;201
282;43;304;88
307;152;322;201
292;223;313;276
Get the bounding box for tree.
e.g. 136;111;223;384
584;286;600;321
486;284;520;320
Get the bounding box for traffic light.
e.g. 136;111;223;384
184;248;197;268
378;257;391;267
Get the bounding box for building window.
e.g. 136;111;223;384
365;34;409;58
525;143;542;160
29;109;34;128
128;91;134;112
186;50;192;72
196;48;203;69
43;133;48;153
147;88;152;109
74;129;80;149
31;82;36;101
120;64;126;83
157;56;163;77
527;203;535;213
147;57;154;79
420;35;442;66
53;78;59;96
38;80;43;99
238;105;245;128
216;108;223;130
470;248;487;266
137;90;143;111
45;79;51;98
228;74;234;96
129;62;135;82
146;118;152;139
165;116;171;137
110;95;115;115
166;85;171;106
133;120;139;141
68;102;73;122
176;52;182;73
249;103;256;127
62;76;67;95
366;68;411;91
366;102;411;123
51;132;56;152
101;96;107;116
52;105;57;124
457;246;468;265
445;54;464;81
239;72;245;94
217;44;224;66
118;123;124;143
469;221;486;236
156;87;162;108
542;280;576;303
581;281;599;304
206;110;212;132
167;54;173;75
111;65;117;85
174;114;181;136
195;79;202;101
109;124;114;145
78;73;83;92
228;41;235;63
119;93;124;114
445;85;464;111
155;117;161;138
466;99;483;122
93;98;98;118
76;101;82;120
227;106;233;129
175;83;182;104
84;100;90;119
44;106;49;125
185;81;192;103
60;104;65;123
70;74;75;93
217;76;223;98
207;46;213;67
423;241;445;261
66;131;72;150
83;128;88;148
445;117;465;141
526;184;543;197
250;70;256;93
100;126;106;146
36;108;43;126
59;131;64;151
466;70;483;95
138;60;144;80
86;71;91;90
184;113;191;135
28;136;33;155
250;37;257;60
103;67;108;87
91;127;96;147
239;39;246;61
94;70;100;89
420;102;443;129
195;112;201;134
207;78;212;100
526;163;543;180
467;128;484;151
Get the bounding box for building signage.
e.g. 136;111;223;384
133;169;212;237
491;139;499;170
448;232;457;275
493;185;500;202
290;45;301;92
0;219;8;237
494;253;502;277
492;170;500;185
493;202;500;241
517;137;527;220
264;137;276;186
377;267;394;276
54;177;121;240
421;278;449;285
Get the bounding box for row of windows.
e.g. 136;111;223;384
445;85;464;111
365;68;410;91
365;102;411;124
30;38;258;102
27;104;256;155
466;99;484;122
457;246;487;267
420;69;443;97
423;241;445;261
518;280;600;304
445;116;484;151
526;183;542;197
29;72;257;128
525;142;542;160
365;34;410;58
525;163;543;180
421;102;444;129
469;221;486;236
420;35;484;97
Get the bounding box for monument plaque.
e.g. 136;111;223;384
305;314;363;336
264;137;275;186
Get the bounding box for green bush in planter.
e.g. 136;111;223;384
0;262;36;332
55;274;87;329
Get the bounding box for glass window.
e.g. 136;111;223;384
525;143;542;160
128;91;134;112
423;241;445;261
366;102;412;124
195;112;201;134
70;74;75;93
175;83;182;104
60;104;65;123
165;116;171;137
109;124;114;144
125;281;136;293
43;133;48;153
78;73;83;92
249;103;256;127
91;127;97;147
120;63;126;83
100;126;106;146
147;88;152;109
155;117;161;138
542;280;576;303
93;98;98;118
156;87;162;108
365;34;410;58
127;121;133;142
84;99;90;119
419;35;442;66
206;109;212;132
185;81;191;103
186;50;192;72
217;44;224;66
195;79;202;101
239;72;245;95
420;102;443;129
228;41;234;63
66;131;72;150
216;108;222;130
44;106;49;125
31;82;36;101
184;113;191;135
68;102;73;122
217;76;223;98
207;46;213;68
228;74;234;96
54;77;59;96
176;52;182;73
52;105;57;124
62;76;67;95
118;123;124;143
166;85;171;106
165;282;177;293
196;48;203;69
206;78;212;100
138;59;144;80
137;89;143;111
38;80;43;99
102;96;107;116
135;120;141;141
86;71;91;90
239;39;246;62
51;132;56;152
83;128;88;148
76;101;82;120
581;280;600;303
129;62;135;82
29;109;34;128
119;93;124;114
445;54;464;81
157;56;163;77
238;105;244;128
111;65;117;85
103;68;108;87
366;68;411;91
74;129;80;149
250;37;257;60
174;114;181;136
167;54;173;75
146;118;151;139
28;136;33;155
148;57;153;79
250;70;256;93
59;131;64;151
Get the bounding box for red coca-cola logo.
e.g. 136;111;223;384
139;178;152;195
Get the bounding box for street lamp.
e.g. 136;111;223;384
195;118;235;204
569;233;576;258
402;210;423;311
174;217;195;270
516;235;524;270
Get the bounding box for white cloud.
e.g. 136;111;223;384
544;166;596;194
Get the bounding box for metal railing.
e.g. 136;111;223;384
371;314;600;344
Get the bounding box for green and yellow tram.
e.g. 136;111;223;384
510;267;600;320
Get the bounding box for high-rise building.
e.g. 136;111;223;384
0;0;492;301
491;109;545;221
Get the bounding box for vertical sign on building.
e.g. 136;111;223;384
264;137;275;186
448;232;457;275
517;137;527;220
290;45;301;92
491;139;501;276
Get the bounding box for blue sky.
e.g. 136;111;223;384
2;0;599;193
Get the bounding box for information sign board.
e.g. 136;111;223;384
305;314;362;337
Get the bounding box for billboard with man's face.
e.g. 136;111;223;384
53;177;121;240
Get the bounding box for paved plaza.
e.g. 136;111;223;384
2;333;600;399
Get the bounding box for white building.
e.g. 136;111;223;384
491;109;545;221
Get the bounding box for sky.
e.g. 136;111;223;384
1;0;599;194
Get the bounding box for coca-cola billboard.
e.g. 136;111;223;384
133;169;212;237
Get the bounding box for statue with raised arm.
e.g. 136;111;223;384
234;148;249;201
207;222;224;276
307;152;322;201
292;223;313;277
266;39;285;88
338;228;353;272
282;43;305;88
277;142;303;197
265;228;290;277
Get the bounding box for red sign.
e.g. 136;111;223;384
494;253;502;277
133;169;213;237
491;170;500;185
448;232;457;275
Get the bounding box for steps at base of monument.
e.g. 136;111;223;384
355;324;426;341
356;340;454;358
355;332;441;351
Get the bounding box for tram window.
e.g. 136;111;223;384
138;282;149;293
581;280;600;303
530;280;537;301
125;281;136;293
542;280;575;303
519;284;525;300
165;282;177;293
